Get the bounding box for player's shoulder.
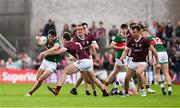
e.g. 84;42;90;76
54;38;60;43
86;33;95;41
146;35;155;40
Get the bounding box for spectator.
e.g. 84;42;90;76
0;59;5;68
43;19;56;36
148;21;157;36
98;21;107;47
175;21;180;38
156;22;165;39
108;25;118;44
21;53;33;69
61;24;71;35
89;21;99;41
5;58;16;69
165;19;174;40
70;24;77;37
33;55;42;70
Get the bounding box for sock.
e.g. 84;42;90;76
146;85;150;89
159;81;164;88
168;85;172;91
56;86;62;91
141;87;144;90
72;87;76;90
113;82;118;88
125;91;128;95
29;91;33;95
104;81;109;86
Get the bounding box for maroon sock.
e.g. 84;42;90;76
102;89;106;93
56;86;62;91
29;91;33;95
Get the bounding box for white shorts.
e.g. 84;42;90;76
115;59;127;66
128;61;147;71
116;72;136;90
95;70;108;81
39;59;57;73
73;59;93;72
126;56;133;65
157;52;168;64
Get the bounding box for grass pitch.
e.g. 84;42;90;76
0;84;180;108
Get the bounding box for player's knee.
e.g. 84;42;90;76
37;78;44;83
62;70;69;75
136;71;142;76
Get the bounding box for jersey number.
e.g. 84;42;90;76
75;42;83;59
75;42;83;50
152;37;162;45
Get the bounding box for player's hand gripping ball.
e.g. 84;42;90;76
36;36;47;47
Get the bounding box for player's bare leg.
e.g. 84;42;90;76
143;75;156;94
36;68;44;80
155;65;167;95
162;63;172;95
104;64;121;90
48;63;79;96
26;70;51;96
136;64;146;97
70;74;83;95
87;72;109;96
124;68;134;97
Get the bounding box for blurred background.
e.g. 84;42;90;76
0;0;179;84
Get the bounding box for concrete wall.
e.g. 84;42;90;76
30;0;169;37
0;0;31;58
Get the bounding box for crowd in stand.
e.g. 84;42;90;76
0;19;179;81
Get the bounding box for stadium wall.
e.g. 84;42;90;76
30;0;169;37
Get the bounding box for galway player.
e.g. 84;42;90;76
120;25;160;97
45;31;108;96
70;23;99;96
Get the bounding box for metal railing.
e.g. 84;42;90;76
0;34;17;58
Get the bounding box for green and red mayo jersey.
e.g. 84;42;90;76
113;34;127;58
146;35;166;52
45;38;61;63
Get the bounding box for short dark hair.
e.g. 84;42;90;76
81;22;88;28
131;24;141;31
63;32;71;41
48;29;57;36
120;24;128;29
71;24;76;28
130;23;136;29
141;28;149;32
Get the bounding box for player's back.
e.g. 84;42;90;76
64;41;90;60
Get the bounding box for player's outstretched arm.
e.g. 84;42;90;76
41;47;67;58
110;41;125;50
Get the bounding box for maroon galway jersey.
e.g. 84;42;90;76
73;34;95;55
64;41;90;60
127;37;150;62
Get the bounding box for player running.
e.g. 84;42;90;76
140;29;172;95
45;31;108;96
103;24;128;90
70;23;99;96
120;25;160;97
25;29;61;96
